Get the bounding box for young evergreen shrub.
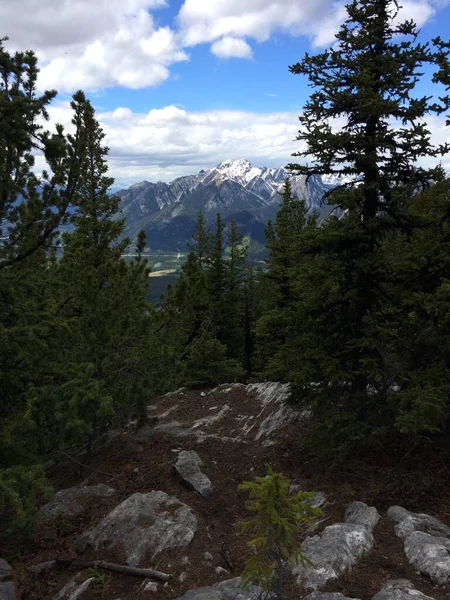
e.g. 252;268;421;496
0;465;52;536
238;465;322;600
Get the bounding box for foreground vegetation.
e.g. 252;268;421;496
1;0;450;534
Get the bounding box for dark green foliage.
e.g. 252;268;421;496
255;180;316;379
0;42;155;533
255;0;450;455
239;465;322;600
164;211;250;386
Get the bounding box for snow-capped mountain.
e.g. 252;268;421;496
117;159;338;251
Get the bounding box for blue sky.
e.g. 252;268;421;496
2;0;450;185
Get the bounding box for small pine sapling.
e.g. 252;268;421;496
238;465;322;600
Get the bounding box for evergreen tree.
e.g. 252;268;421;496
255;180;315;379
0;42;87;530
280;0;450;451
239;466;322;600
50;92;152;447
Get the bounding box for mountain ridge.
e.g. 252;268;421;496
117;159;338;251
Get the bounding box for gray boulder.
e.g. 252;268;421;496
305;594;361;600
76;491;197;566
372;579;435;600
388;506;450;585
0;559;16;600
388;506;450;539
173;577;261;600
293;502;379;590
344;501;380;531
174;451;213;496
36;484;115;524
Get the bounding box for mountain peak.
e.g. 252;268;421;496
217;158;252;170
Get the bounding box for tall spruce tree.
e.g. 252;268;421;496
255;180;315;379
282;0;450;451
51;92;152;446
0;43;91;530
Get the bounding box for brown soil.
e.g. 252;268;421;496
2;385;450;600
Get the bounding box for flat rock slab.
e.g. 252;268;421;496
36;484;115;524
0;558;16;600
76;491;197;566
294;502;379;590
173;450;213;496
372;579;435;600
173;577;261;600
388;506;450;585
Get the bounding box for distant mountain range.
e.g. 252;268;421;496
117;159;339;251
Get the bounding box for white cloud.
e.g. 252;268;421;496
1;0;187;92
178;0;340;47
211;37;253;59
39;101;449;187
1;0;446;92
178;0;445;56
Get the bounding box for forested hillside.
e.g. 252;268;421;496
1;0;450;559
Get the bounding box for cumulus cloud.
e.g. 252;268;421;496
1;0;446;91
39;101;449;187
211;36;253;59
178;0;445;55
1;0;187;92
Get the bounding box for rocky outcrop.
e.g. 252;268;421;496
173;450;213;496
36;484;115;524
0;559;16;600
293;501;380;590
372;579;435;600
173;577;261;600
388;506;450;585
76;491;197;566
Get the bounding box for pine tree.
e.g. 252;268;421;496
282;0;450;451
0;42;88;531
255;180;315;379
239;466;322;600
50;92;152;446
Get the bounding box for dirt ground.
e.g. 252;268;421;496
3;385;450;600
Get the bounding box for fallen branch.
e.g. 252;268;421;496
54;559;171;581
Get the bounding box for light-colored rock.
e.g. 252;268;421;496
193;405;230;429
0;559;16;600
387;506;450;539
142;581;158;592
173;577;261;600
174;451;213;497
76;491;197;566
372;579;435;600
304;594;361;600
52;576;95;600
344;501;380;531
293;521;374;589
215;567;230;577
404;531;450;586
204;551;213;561
247;382;295;440
179;572;188;583
36;484;115;524
388;506;450;585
